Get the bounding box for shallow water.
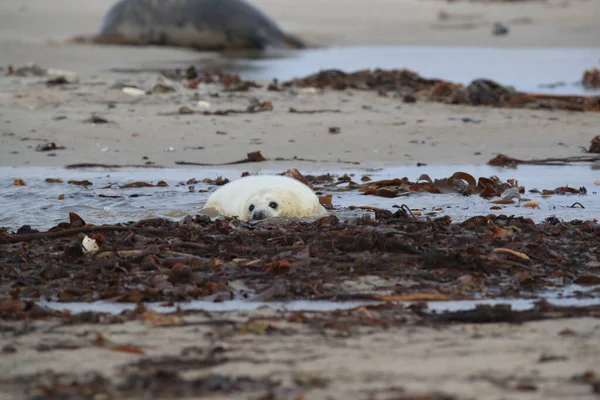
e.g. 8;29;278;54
37;284;600;315
125;46;600;95
0;164;597;231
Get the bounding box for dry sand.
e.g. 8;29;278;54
1;71;598;169
1;0;599;168
1;1;599;399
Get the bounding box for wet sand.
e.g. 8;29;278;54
1;307;599;400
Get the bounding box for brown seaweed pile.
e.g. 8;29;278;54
1;208;599;309
282;69;600;112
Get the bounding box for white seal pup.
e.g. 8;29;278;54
202;175;328;221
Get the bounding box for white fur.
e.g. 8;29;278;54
202;175;328;221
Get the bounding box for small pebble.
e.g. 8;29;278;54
301;87;317;94
122;87;146;97
2;345;17;354
493;22;509;36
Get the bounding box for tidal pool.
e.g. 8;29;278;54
0;164;597;231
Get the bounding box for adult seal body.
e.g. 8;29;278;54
93;0;306;51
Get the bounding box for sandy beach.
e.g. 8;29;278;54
1;0;599;168
2;75;599;169
1;307;599;400
1;1;600;399
1;0;600;168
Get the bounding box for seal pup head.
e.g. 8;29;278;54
245;187;300;221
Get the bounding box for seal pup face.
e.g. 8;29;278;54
245;188;294;221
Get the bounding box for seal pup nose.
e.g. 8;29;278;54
252;211;267;220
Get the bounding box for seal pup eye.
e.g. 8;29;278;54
269;202;278;209
248;204;255;211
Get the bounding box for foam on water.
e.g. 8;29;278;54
0;164;597;231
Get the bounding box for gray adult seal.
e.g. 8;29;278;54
88;0;306;51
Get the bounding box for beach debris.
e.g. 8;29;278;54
175;151;267;166
523;201;540;208
84;115;111;124
122;87;147;96
318;194;334;209
35;142;66;152
4;62;46;76
289;108;341;114
488;154;600;166
45;76;70;86
120;181;168;188
197;101;211;109
271;155;360;165
152;83;175;93
45;178;63;183
202;176;230;186
328;126;341;134
588;136;600;154
68;180;93;186
12;179;26;186
161;99;273;116
301;87;318;94
162;66;264;91
492;22;509;36
64;163;164;169
582;68;600;90
356;171;522;200
573;275;600;285
44;68;79;84
283;168;314;189
82;235;100;253
285;68;600;112
449;117;482;124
